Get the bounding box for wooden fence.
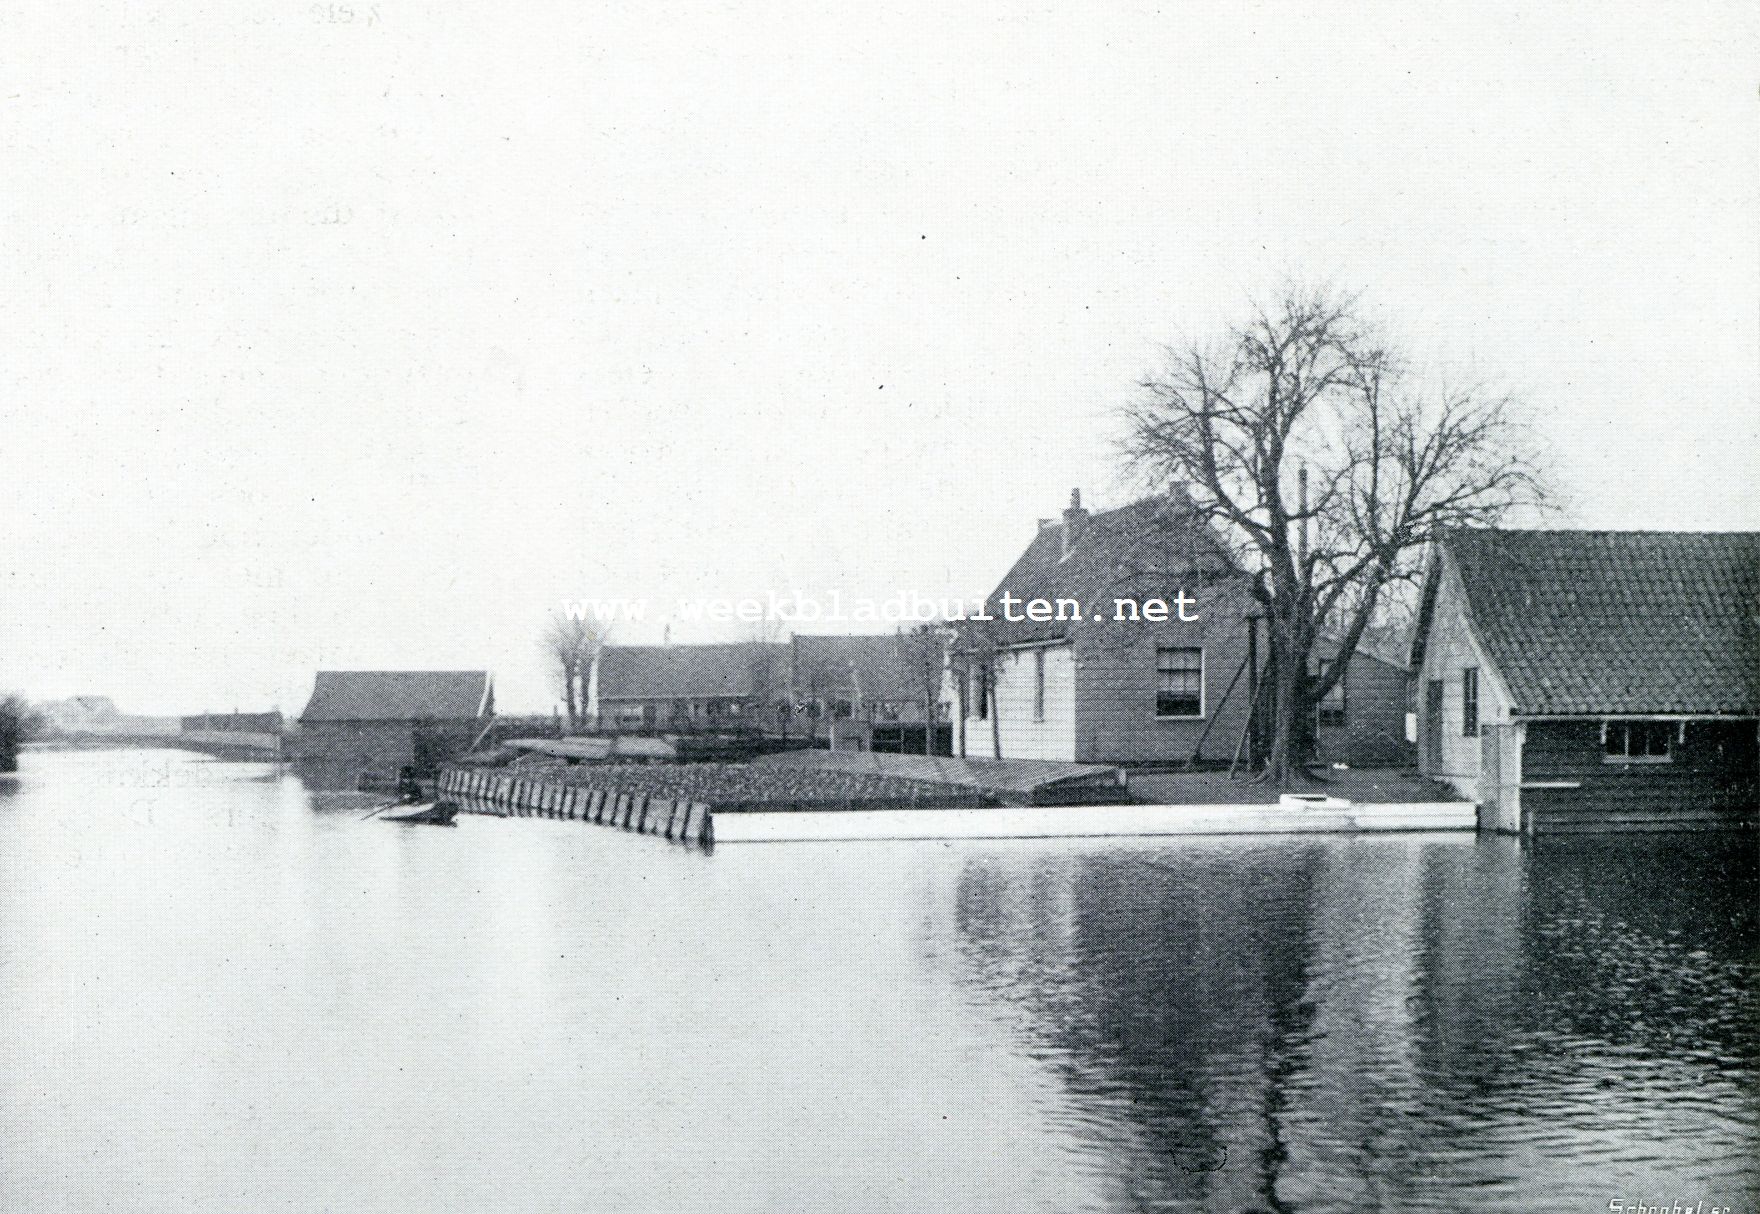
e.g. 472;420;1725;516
437;766;712;847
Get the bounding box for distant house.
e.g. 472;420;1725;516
1410;530;1760;833
296;670;493;779
1310;631;1415;769
957;491;1413;769
180;711;284;735
593;644;788;730
35;696;180;739
39;695;120;734
789;632;951;752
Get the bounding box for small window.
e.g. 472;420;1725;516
1604;720;1675;763
1156;647;1203;718
1461;668;1479;737
1033;650;1046;721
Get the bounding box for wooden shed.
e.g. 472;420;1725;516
1410;529;1759;833
295;670;493;784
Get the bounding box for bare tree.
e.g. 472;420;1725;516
541;613;607;730
896;625;952;755
0;695;40;774
949;631;1006;759
1122;284;1549;785
742;618;788;735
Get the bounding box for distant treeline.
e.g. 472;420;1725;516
180;711;284;734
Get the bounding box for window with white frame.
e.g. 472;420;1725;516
1604;720;1676;763
1155;647;1203;718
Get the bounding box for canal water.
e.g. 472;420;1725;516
2;748;1755;1212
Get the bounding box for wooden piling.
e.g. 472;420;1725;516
438;765;707;846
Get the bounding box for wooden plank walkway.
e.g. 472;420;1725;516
754;750;1126;802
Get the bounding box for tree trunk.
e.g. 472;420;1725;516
989;663;1002;760
956;675;967;758
561;661;578;728
1262;646;1303;786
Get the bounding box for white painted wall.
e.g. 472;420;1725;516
962;643;1077;761
1417;555;1513;799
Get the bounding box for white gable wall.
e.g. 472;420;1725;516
1417;554;1514;799
962;643;1077;761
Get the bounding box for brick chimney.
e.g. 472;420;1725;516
1060;488;1088;559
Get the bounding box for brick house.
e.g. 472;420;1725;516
295;670;493;782
1310;632;1415;769
1410;529;1760;832
593;643;788;730
788;632;951;752
956;491;1414;769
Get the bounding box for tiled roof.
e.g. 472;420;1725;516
300;671;491;722
1443;529;1760;715
596;643;787;701
791;633;923;704
972;496;1242;647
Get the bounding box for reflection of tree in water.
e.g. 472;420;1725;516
948;845;1325;1213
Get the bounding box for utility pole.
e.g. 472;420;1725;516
1297;464;1309;577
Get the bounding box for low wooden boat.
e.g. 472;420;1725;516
378;800;459;826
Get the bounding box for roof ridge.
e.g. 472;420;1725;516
1446;526;1760;538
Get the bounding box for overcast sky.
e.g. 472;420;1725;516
3;1;1757;714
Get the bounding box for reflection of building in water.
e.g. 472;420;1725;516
1274;841;1434;1210
1410;835;1525;1097
948;844;1324;1210
943;836;1759;1208
943;839;1520;1211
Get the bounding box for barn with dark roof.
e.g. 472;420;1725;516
295;670;493;785
1410;529;1760;833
